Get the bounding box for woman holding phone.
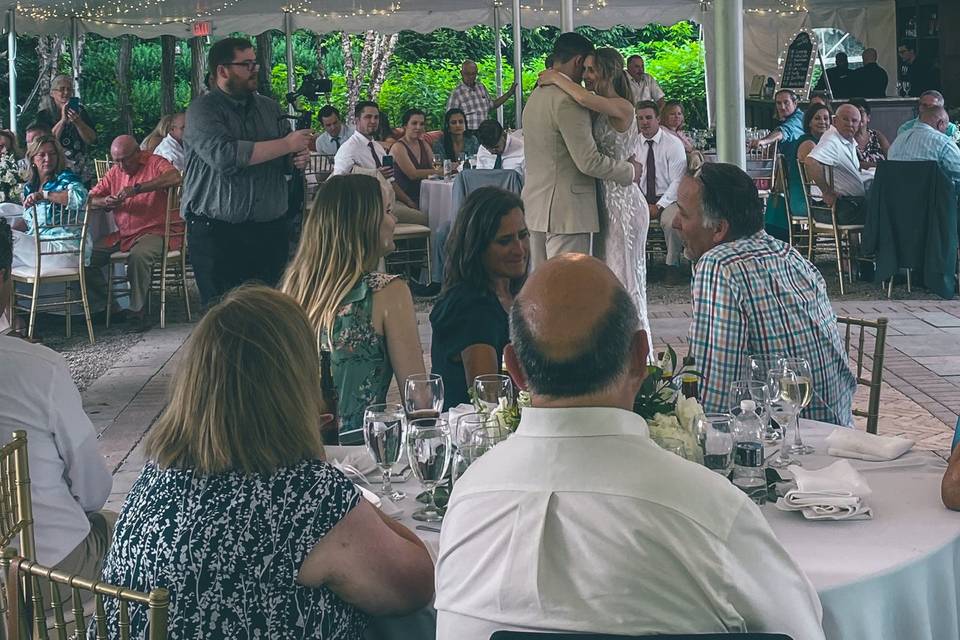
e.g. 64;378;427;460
36;74;97;185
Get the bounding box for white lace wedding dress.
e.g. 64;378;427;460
593;113;652;347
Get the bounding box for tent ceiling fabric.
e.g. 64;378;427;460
9;0;704;38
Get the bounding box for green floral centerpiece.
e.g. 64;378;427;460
633;346;704;463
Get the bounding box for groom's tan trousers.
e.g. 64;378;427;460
529;231;592;270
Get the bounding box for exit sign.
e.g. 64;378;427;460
192;21;212;37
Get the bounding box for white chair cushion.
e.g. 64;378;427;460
12;264;80;279
394;223;431;238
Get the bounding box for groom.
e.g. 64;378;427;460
522;32;642;269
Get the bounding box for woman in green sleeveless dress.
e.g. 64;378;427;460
282;173;426;444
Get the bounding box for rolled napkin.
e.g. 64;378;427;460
326;445;378;477
776;460;873;521
825;427;914;462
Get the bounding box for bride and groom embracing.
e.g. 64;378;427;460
521;32;652;341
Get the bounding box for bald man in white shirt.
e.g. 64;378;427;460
435;254;825;640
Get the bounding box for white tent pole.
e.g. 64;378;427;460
70;16;81;100
494;1;504;124
560;0;574;33
512;0;522;128
284;12;295;95
7;9;16;136
714;0;744;168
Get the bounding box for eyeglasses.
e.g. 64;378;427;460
222;60;260;72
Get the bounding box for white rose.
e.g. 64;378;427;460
0;192;6;203
674;396;705;434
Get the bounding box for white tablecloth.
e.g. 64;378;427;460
419;179;455;283
366;420;958;640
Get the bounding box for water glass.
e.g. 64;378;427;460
362;403;407;501
779;357;815;455
765;370;802;469
659;437;688;459
473;374;514;415
695;413;735;475
730;379;778;442
407;418;452;522
404;373;444;421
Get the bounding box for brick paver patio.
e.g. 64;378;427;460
83;298;960;511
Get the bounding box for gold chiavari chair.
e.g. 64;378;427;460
93;159;114;183
746;139;778;202
11;202;95;344
0;432;36;562
0;547;170;640
837;316;888;435
387;224;433;285
776;154;809;250
303;154;335;207
797;159;864;295
106;187;191;329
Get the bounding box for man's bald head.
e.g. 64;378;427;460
110;135;138;159
510;254;643;399
920;106;949;133
833;104;862;140
461;60;479;86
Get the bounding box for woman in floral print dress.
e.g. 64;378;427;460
282;173;427;444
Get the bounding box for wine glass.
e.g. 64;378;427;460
730;380;777;442
362;403;407;501
695;413;735;475
449;412;485;484
659;437;688;459
765;368;802;469
473;374;514;415
779;357;815;455
407;418;452;522
747;354;784;440
404;373;444;421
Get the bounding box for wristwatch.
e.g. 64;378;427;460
132;183;142;194
40;190;48;200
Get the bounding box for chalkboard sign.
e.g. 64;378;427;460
778;31;817;95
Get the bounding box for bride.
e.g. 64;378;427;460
539;48;652;347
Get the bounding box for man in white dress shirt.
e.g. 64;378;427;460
152;112;186;172
331;100;426;225
474;119;525;175
314;105;355;156
627;54;665;111
636;100;688;280
435;253;825;640
804;104;867;225
0;217;115;578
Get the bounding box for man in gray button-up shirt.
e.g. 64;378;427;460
182;36;314;305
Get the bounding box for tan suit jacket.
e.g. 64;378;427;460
521;85;635;234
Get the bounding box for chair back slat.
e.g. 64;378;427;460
0;432;36;564
1;547;169;640
837;316;888;434
94;158;115;182
30;573;47;640
47;568;68;640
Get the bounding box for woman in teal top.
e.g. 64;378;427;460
432;108;480;165
281;173;426;445
765;104;832;241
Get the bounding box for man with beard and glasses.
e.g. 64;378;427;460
182;37;314;306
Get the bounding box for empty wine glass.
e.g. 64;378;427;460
730;380;777;442
407;418;452;522
747;355;784;438
779;357;815;455
695;413;735;475
404;373;444;421
362;403;407;501
766;368;801;469
473;374;514;415
450;412;486;484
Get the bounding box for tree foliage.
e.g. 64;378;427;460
0;22;706;158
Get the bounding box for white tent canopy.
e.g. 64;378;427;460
5;0;896;97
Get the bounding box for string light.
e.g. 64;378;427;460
519;0;606;16
16;0;252;28
281;0;401;20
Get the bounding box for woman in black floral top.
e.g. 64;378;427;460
95;286;434;639
36;75;97;185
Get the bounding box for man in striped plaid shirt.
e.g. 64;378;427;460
672;162;857;425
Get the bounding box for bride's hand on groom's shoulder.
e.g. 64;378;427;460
537;69;561;87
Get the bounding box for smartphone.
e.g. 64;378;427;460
67;97;81;113
953;416;960;452
381;155;394;168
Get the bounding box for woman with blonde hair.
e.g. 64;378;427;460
140;114;174;152
36;74;97;184
537;47;652;349
97;285;434;639
281;173;426;445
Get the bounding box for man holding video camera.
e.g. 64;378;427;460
182;37;314;306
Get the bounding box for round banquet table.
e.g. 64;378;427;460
419;178;455;283
364;419;959;640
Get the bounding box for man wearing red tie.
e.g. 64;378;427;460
636;100;687;283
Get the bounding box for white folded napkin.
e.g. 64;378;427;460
825;428;914;462
325;445;378;476
776;460;873;520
